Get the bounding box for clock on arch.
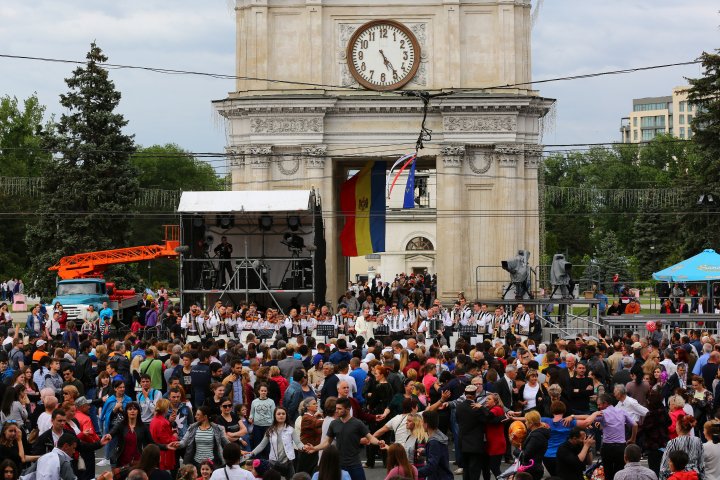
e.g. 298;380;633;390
346;20;421;91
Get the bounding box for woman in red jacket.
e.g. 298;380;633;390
270;366;289;404
149;398;178;472
483;393;507;480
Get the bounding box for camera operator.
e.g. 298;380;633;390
214;236;233;287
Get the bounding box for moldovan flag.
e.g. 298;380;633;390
339;161;386;256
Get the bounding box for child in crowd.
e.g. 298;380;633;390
668;451;699;480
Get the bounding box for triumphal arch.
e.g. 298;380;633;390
214;0;553;304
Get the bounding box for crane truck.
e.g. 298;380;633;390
47;225;180;324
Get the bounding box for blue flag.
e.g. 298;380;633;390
403;159;416;209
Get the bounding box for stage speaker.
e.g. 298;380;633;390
235;267;263;290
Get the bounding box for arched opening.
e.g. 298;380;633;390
406;236;434;251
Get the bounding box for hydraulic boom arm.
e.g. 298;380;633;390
49;225;180;280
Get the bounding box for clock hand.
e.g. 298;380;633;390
378;49;394;71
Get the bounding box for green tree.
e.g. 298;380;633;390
130;144;223;287
543;136;699;280
132;144;223;191
0;94;50;176
25;43;139;296
593;230;631;291
0;94;52;278
683;49;720;255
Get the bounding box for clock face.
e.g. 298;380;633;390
347;20;421;91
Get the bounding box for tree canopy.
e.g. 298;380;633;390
25;43;140;296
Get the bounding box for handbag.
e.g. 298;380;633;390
112;465;132;480
385;414;407;444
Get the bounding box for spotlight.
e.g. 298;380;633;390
287;215;301;231
192;215;205;228
259;215;273;232
217;214;234;229
282;233;305;250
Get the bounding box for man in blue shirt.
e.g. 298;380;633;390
329;338;352;364
692;342;713;375
595;289;609;316
349;358;367;405
99;301;114;338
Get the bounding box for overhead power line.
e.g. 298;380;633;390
0;138;693;161
0;53;703;96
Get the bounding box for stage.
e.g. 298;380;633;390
176;190;326;312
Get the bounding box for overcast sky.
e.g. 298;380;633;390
0;0;717;170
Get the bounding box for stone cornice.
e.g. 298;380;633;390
214;94;555;118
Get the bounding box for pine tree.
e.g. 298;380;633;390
26;43;139;296
594;230;631;291
683;49;720;255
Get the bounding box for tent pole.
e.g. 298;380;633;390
709;280;713;317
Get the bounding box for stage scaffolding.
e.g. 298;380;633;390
177;190;326;313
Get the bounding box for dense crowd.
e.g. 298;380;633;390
1;280;720;480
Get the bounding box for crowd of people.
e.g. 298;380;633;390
1;278;720;480
0;278;23;304
598;281;720;316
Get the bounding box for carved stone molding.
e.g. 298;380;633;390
302;144;327;170
494;143;523;168
524;144;544;157
340;63;359;88
250;117;323;134
494;144;524;156
249;156;271;169
226;147;245;167
409;23;427;51
305;156;326;170
524;144;543;168
277;156;301;176
443;115;517;133
467;149;493;175
407;62;428;87
238;144;272;169
441;144;465;169
339;24;358;46
245;145;273;156
301;144;328;157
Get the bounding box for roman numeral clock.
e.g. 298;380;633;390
347;20;421;91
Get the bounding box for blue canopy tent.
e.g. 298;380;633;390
653;249;720;308
653;249;720;282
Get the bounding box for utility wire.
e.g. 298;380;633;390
0;53;703;97
0;210;714;219
0;53;366;92
0;139;693;160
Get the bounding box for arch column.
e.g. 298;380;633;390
436;144;466;299
303;144;341;303
246;145;273;191
524;144;542;284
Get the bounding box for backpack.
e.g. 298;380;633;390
74;354;93;389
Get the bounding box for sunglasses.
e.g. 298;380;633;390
222;404;232;408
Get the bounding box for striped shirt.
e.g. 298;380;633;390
659;435;705;480
194;427;215;463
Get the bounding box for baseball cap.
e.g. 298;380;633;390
36;339;47;347
464;385;478;393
